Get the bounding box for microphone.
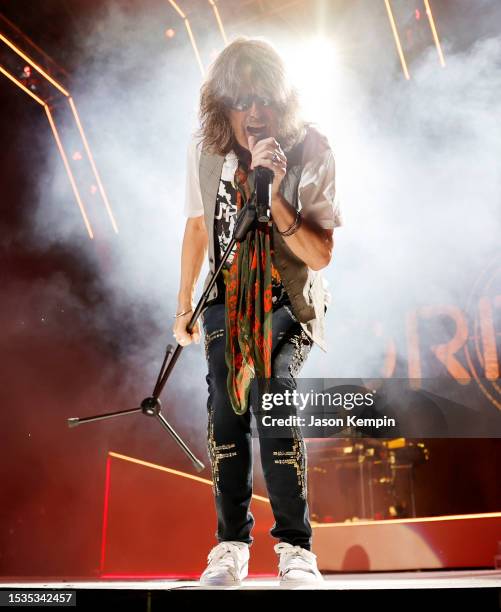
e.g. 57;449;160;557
248;132;275;222
255;166;274;223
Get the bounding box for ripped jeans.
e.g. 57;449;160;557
201;302;313;550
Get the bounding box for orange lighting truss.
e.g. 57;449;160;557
384;0;446;79
165;0;228;76
0;32;118;239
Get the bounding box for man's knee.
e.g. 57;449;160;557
273;328;312;379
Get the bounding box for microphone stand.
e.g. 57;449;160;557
67;196;259;473
254;166;273;223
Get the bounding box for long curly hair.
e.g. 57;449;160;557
198;37;304;156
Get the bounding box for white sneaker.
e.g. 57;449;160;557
199;541;249;586
274;542;324;585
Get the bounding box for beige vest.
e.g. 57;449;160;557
199;127;329;352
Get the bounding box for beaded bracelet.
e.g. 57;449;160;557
277;209;303;237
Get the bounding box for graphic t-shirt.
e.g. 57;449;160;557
212;151;290;309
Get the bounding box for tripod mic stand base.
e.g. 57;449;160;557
141;396;161;416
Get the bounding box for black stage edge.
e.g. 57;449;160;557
1;588;500;610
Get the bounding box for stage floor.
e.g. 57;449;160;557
1;569;501;590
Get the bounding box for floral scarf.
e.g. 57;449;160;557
224;161;273;415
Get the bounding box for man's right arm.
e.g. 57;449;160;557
174;134;206;346
173;214;208;346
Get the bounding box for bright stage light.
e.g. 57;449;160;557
281;37;339;136
279;35;362;229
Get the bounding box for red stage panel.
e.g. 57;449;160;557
313;513;501;571
100;452;501;576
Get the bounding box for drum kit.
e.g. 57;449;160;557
306;437;429;522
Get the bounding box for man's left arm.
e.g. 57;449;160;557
271;197;332;271
272;148;341;271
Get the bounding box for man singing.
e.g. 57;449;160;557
173;37;341;586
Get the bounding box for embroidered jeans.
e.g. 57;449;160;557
201;302;313;550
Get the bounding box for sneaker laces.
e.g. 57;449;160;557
205;542;247;579
275;543;318;577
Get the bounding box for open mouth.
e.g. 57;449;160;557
246;125;267;136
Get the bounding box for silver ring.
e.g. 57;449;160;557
272;152;280;163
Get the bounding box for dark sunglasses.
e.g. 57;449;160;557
224;94;275;112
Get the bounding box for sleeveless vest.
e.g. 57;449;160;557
199;126;330;352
